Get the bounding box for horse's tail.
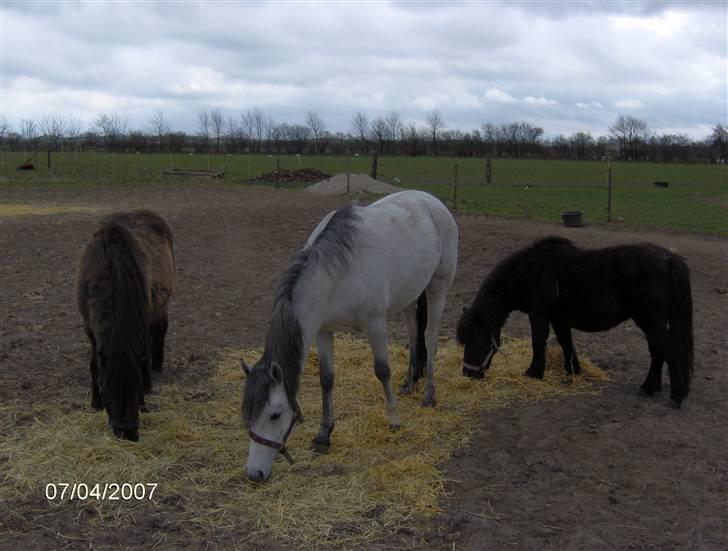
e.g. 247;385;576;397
414;290;428;380
667;254;694;401
103;221;152;392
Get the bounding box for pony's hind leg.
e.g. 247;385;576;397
312;331;335;453
640;342;664;396
525;314;550;379
151;316;169;372
421;285;448;407
366;319;401;430
553;321;581;375
86;330;103;410
399;301;423;396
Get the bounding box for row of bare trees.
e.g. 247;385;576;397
1;110;725;163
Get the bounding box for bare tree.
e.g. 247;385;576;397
305;111;325;154
0;115;10;152
197;111;211;152
66;116;82;152
370;115;387;153
240;110;254;150
40;115;66;152
351;112;369;152
210;108;224;153
385;111;402;151
251;108;267;152
709;123;728;160
148;110;170;152
226;115;240;153
20;118;39;153
426;109;445;153
609;115;648;160
95;113;128;152
288;124;310;154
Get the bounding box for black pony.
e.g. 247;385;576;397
77;210;176;440
457;236;693;406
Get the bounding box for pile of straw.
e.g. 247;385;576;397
0;336;607;547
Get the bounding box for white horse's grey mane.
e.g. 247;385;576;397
244;206;361;423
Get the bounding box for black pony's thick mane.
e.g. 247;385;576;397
243;206;361;423
100;220;151;398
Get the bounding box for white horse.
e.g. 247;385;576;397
241;190;458;481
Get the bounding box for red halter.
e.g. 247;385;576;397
248;411;301;465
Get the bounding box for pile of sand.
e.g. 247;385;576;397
306;173;403;195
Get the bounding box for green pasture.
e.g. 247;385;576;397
1;152;725;234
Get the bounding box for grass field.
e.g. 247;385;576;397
1;152;725;234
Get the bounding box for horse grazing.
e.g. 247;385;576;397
241;190;458;481
457;236;693;406
77;210;176;441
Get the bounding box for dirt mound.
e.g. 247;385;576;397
243;168;330;185
306;173;403;195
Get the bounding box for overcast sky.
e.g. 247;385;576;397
2;0;725;139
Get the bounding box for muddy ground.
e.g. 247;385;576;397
0;183;726;549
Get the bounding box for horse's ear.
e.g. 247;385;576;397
240;358;250;376
269;362;283;384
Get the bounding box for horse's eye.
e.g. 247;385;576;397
270;412;281;421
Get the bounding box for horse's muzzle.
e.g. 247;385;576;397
462;363;485;379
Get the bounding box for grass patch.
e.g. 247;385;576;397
1;336;607;548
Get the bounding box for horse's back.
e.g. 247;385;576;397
78;210;176;321
316;191;457;317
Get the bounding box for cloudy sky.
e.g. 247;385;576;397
2;0;725;139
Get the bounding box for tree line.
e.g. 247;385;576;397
1;110;725;164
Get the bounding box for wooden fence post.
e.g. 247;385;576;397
371;152;378;180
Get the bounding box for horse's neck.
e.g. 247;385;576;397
291;267;336;356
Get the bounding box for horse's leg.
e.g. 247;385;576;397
525;313;550;379
86;329;103;410
634;316;668;397
640;342;664;396
552;320;581;375
312;330;335;453
422;287;447;407
366;319;400;430
151;315;168;373
399;302;419;396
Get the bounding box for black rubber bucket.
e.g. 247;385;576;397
561;210;584;227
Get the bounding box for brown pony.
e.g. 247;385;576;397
77;210;176;441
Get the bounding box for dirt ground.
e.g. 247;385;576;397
0;183;726;549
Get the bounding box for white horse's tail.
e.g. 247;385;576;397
413;291;428;381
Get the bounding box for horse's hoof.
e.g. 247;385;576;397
421;396;436;408
399;382;414;396
311;439;330;455
639;385;656;397
524;368;544;380
669;394;684;409
389;423;400;431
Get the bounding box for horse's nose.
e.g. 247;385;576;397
248;469;269;483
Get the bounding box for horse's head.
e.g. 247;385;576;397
456;306;502;378
241;358;303;483
97;349;144;442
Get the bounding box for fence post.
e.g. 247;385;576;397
486;157;492;184
453;163;459;210
607;157;613;222
371;152;378;180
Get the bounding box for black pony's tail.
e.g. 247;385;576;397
668;255;694;402
103;221;152;392
413;291;428;381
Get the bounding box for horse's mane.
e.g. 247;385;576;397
100;219;151;397
244;206;360;423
